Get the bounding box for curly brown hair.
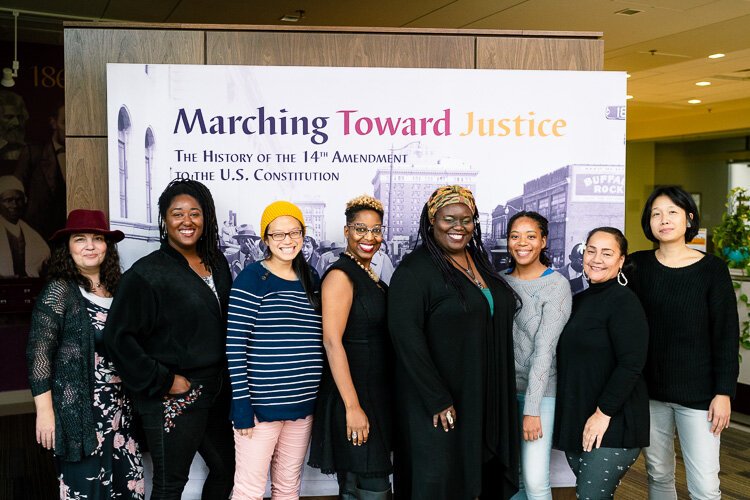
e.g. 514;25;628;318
46;236;122;294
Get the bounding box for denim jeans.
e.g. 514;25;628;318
643;400;721;500
134;371;235;500
510;394;555;500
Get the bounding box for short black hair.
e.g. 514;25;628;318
586;226;628;256
640;185;700;243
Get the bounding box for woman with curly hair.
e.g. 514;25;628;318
388;185;520;500
308;195;394;499
27;209;144;499
104;179;235;499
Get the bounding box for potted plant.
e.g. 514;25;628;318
712;187;750;272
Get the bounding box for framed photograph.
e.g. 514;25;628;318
691;192;702;214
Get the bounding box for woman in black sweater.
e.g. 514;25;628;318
554;227;649;499
104;179;235;499
628;186;739;500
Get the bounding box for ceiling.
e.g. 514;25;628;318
1;0;750;140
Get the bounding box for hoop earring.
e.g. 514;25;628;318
617;268;628;286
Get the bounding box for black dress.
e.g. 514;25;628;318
308;254;393;477
387;247;519;500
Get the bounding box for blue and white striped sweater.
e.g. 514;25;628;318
226;261;323;429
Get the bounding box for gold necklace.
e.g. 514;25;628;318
343;251;381;285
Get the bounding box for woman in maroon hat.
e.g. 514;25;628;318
26;209;144;499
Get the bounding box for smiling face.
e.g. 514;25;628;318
583;231;625;284
508;216;547;269
430;203;474;256
165;194;204;254
265;216;303;264
69;233;107;274
344;209;383;265
649;194;691;244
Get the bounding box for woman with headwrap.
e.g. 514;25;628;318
388;185;520;500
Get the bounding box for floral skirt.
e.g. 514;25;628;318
58;350;144;499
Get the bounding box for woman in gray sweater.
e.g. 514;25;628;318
504;211;572;500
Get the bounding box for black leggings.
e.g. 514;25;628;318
565;447;640;499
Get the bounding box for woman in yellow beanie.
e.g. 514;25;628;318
226;201;323;500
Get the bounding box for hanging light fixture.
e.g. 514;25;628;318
2;10;20;86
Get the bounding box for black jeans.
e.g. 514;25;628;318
134;371;235;500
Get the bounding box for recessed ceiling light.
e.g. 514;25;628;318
708;53;725;59
695;81;711;86
688;99;702;104
615;8;643;16
626;95;633;99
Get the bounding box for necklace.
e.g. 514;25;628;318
343;251;381;286
445;249;484;289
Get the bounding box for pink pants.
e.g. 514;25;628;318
232;415;313;500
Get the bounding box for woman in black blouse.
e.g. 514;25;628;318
554;227;649;499
27;209;144;498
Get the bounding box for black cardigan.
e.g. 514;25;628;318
103;243;232;398
26;279;99;461
554;278;650;451
388;246;519;499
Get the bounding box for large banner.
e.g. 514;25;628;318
107;64;626;287
107;65;625;495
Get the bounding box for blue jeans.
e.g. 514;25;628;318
511;394;555;500
643;400;721;500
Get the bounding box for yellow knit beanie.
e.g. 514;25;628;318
260;201;306;238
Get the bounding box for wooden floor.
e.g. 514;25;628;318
2;412;749;499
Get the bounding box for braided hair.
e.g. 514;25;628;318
158;178;223;272
415;203;518;308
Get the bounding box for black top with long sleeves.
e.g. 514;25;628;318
387;246;519;500
103;243;232;398
627;250;739;409
554;278;650;451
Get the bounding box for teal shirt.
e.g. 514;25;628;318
481;287;494;316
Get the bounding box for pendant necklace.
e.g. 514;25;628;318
446;249;484;289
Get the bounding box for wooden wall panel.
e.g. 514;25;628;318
65;29;205;137
66;138;109;214
207;32;474;68
476;37;603;71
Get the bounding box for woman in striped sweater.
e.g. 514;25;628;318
226;201;323;500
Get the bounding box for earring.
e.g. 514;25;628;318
617;268;628;286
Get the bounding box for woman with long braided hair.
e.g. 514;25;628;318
104;179;235;499
388;185;520;500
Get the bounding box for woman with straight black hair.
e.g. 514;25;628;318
629;185;739;499
104;178;235;500
388;185;519;500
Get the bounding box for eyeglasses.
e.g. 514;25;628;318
268;229;304;241
347;224;385;238
437;216;475;227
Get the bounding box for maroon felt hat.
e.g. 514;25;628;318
49;209;125;242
